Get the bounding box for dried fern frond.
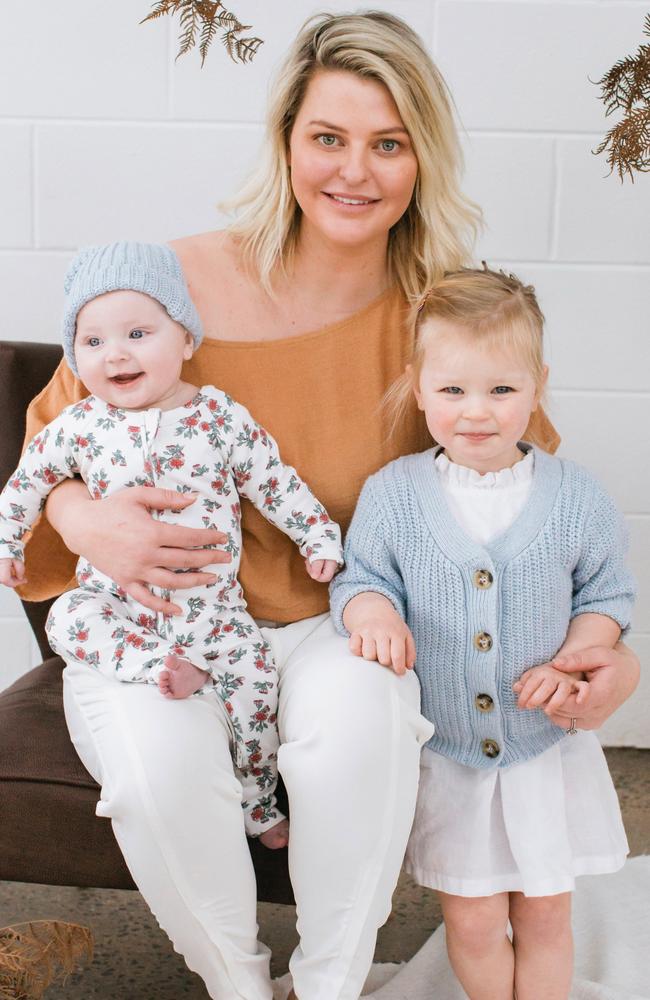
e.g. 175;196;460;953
0;921;93;999
595;106;650;181
594;13;650;180
141;0;263;66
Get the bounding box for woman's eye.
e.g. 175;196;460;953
129;329;145;340
317;134;338;147
378;138;399;153
441;386;463;395
493;385;514;394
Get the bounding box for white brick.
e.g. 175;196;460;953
435;2;647;132
506;266;650;392
171;0;434;123
0;125;31;248
0;617;36;692
36;123;263;248
0;252;70;343
462;136;554;260
0;0;168;120
627;518;650;634
556;139;650;262
552;394;650;513
599;634;650;748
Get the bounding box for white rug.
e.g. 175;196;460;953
273;856;650;999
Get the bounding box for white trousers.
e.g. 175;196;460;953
62;612;433;1000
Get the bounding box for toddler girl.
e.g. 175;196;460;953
330;267;634;999
0;241;342;849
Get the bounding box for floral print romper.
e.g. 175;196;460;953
0;386;342;835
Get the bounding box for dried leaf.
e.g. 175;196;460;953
594;14;650;180
0;921;93;999
142;0;263;64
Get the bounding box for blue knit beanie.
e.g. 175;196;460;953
62;242;203;376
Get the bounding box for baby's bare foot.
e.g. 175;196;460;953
158;654;209;700
259;818;290;850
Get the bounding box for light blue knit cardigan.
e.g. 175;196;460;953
330;446;635;769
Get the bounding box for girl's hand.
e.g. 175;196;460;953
516;644;640;730
514;664;589;713
51;482;231;615
342;592;415;675
0;558;26;588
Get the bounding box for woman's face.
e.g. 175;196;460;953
288;69;419;253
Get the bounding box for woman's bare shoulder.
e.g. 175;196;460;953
170;230;238;272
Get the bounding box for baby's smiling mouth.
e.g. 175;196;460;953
110;372;144;385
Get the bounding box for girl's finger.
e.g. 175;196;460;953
375;634;391;667
349;632;363;657
405;630;416;669
361;634;377;663
390;635;406;675
545;682;573;713
574;680;590;705
527;678;556;708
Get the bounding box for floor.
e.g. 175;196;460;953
0;748;648;999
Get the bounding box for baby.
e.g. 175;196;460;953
0;241;342;848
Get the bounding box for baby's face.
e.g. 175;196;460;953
74;290;194;410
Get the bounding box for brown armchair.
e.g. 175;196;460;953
0;340;293;901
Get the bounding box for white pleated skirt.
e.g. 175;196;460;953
405;732;628;898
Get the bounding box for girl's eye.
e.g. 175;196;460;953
492;385;514;395
441;386;463;395
129;329;145;340
378;138;400;153
317;134;339;147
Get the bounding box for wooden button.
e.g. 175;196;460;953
475;693;494;712
482;739;500;758
473;569;493;589
474;632;493;652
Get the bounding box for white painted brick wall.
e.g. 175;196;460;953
1;1;648;746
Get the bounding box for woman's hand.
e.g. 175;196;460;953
47;480;231;614
342;592;415;675
513;663;588;713
515;643;640;730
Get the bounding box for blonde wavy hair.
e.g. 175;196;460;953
385;266;547;429
226;10;481;301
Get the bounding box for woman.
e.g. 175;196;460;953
20;12;639;1000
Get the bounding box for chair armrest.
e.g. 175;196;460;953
0;341;64;657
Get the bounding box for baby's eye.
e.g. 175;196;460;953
441;386;463;395
129;329;145;340
378;138;400;153
87;336;101;348
317;134;339;147
492;385;514;394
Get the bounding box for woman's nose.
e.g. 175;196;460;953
338;146;369;186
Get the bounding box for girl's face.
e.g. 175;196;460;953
75;290;194;411
288;69;418;254
412;319;547;474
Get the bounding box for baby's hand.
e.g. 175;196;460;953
349;616;416;676
513;664;589;714
0;558;26;588
305;558;339;583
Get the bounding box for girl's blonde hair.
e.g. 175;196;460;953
386;266;547;429
226;10;481;300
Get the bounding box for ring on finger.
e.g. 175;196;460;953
566;717;578;736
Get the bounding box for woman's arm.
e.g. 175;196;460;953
46;479;231;615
